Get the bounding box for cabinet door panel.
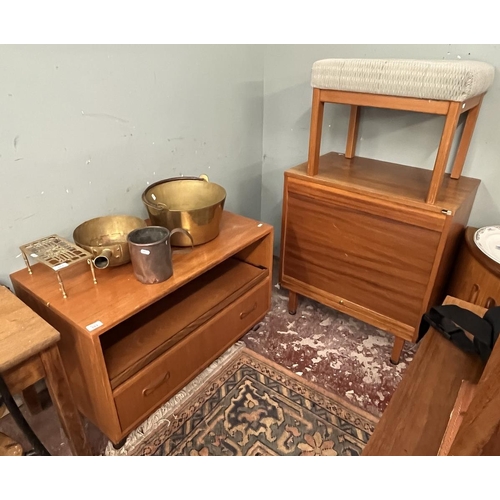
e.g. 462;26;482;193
283;185;442;327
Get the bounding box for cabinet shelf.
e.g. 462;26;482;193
287;152;480;212
102;258;267;388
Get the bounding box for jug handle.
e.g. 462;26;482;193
169;228;194;250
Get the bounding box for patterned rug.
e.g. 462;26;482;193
114;346;378;456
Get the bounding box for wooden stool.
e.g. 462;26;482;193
0;286;91;455
308;58;494;204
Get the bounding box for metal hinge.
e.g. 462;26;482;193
441;209;453;216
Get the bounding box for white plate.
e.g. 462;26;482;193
474;225;500;265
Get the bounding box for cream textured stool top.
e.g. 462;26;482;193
311;59;495;101
306;58;495;204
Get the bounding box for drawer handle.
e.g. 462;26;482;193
469;284;480;304
240;302;257;320
142;371;171;397
485;297;496;309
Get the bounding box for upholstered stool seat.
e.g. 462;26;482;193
307;58;495;203
311;59;494;101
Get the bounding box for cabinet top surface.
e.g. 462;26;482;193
286;153;481;212
10;211;273;337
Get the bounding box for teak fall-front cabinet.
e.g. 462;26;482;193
280;153;480;362
10;211;273;446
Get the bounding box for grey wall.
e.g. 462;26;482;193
262;45;500;254
2;44;499;286
0;45;264;286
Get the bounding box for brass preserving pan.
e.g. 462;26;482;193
73;215;147;269
141;175;226;246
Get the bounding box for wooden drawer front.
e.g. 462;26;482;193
113;277;270;431
283;181;443;327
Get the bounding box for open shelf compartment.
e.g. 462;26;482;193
101;257;268;389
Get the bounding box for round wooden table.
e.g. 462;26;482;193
448;227;500;309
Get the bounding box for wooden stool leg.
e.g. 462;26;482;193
40;345;92;456
0;374;50;456
307;88;325;176
450;97;483;179
426;101;461;204
288;291;298;315
345;105;360;159
22;385;43;415
390;337;405;365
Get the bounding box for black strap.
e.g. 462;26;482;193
419;304;500;362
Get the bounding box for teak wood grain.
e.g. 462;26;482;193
283;179;441;328
448;303;500;455
10;211;274;444
2;355;45;395
0;286;59;372
114;278;270;433
290;153;480;211
448;226;500;309
0;286;91;455
40;344;90;456
103;259;267;388
362;296;485;456
426;101;461;204
280;154;479;359
306;88;485;204
10;211;271;336
11;285;123;442
451;95;484;179
317;88;451;114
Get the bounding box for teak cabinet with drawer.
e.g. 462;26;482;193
10;211;273;446
280;153;480;363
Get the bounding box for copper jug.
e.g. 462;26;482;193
127;226;192;284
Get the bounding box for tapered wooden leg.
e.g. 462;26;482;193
450;98;483;179
426;101;461;204
40;345;92;456
345;105;360;159
288;291;298;315
307;88;325;176
390;337;405;365
22;385;43;415
112;436;127;450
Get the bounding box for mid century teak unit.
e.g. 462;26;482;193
10;211;273;446
280;58;491;363
280;155;480;363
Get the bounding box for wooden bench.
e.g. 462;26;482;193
0;286;91;455
362;296;500;455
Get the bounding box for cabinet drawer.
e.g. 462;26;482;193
282;178;444;328
113;277;270;432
